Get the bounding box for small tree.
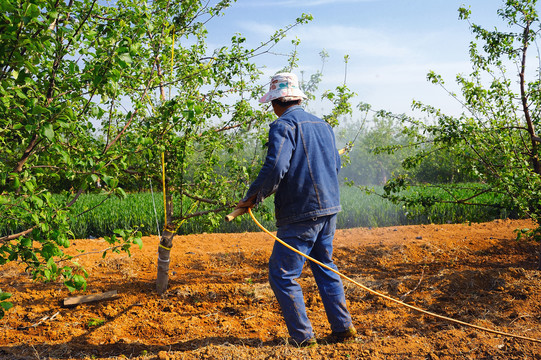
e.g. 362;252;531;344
381;0;541;267
155;38;358;293
0;0;312;312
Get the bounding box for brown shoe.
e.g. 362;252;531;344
297;337;317;348
330;326;357;343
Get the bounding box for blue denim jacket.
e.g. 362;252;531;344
244;105;342;226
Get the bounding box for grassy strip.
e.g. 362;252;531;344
64;185;509;238
0;185;511;239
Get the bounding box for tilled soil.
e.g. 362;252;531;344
1;218;540;359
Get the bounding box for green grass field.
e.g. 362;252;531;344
60;185;510;239
0;185;510;239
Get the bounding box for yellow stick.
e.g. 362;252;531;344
169;26;175;99
161;152;167;228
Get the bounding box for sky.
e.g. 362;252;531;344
204;0;515;118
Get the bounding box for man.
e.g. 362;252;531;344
235;73;356;346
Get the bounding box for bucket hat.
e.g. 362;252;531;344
259;72;308;103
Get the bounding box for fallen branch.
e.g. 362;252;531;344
17;311;60;330
63;290;118;307
0;227;36;243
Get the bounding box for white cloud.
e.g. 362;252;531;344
293;25;416;59
213;1;479;117
240;20;455;62
237;0;378;8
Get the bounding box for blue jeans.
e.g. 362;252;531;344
268;214;353;343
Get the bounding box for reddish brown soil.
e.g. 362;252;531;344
1;219;541;359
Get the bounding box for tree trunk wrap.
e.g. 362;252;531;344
156;229;175;294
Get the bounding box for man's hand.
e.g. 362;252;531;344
235;195;256;210
225;195;257;222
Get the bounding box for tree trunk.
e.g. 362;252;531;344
156;228;175;294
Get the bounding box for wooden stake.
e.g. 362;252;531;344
62;290;118;307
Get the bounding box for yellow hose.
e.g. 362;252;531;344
247;208;541;344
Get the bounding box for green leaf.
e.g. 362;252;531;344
0;302;13;311
64;282;76;293
0;292;12;301
133;237;143;249
25;181;36;193
118;52;133;67
41;123;54;141
20;237;32;248
30;194;43;207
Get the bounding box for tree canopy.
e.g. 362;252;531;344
377;0;541;253
0;0;313;310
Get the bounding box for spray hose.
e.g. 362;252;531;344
226;208;541;344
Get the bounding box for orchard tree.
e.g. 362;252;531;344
380;0;541;267
0;0;313;313
153;43;358;292
337;110;420;186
